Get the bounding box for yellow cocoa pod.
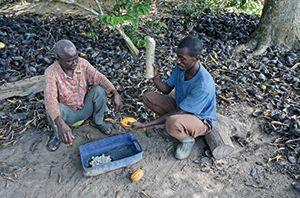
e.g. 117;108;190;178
0;42;5;49
131;169;144;182
121;117;137;127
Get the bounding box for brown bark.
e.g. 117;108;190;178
236;0;300;55
205;114;247;159
0;76;44;100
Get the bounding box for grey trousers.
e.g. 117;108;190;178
46;86;108;138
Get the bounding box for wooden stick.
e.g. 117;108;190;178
145;37;156;78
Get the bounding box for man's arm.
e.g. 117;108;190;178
44;68;74;145
151;64;173;94
126;107;190;130
110;89;123;112
54;115;74;145
85;60;123;112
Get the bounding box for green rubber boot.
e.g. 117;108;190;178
175;135;195;160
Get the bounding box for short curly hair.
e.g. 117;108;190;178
178;36;203;57
54;39;76;58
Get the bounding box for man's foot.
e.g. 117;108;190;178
89;121;112;135
175;135;195;160
47;136;61;152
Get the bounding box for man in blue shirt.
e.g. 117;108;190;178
126;36;217;160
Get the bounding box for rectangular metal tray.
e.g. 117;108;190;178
79;133;143;176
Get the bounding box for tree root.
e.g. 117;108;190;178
235;36;271;56
234;39;257;54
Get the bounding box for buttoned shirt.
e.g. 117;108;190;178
44;57;115;122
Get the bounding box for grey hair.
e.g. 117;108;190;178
54;39;76;58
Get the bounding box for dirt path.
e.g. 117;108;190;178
0;1;299;197
1;103;298;197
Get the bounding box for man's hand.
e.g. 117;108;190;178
151;64;159;80
111;90;123;112
148;64;173;94
123;121;145;131
54;116;74;145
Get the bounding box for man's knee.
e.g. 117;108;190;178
92;86;106;95
92;86;107;101
165;115;180;132
142;92;155;106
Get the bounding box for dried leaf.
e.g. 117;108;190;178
62;159;72;169
58;173;62;184
3;176;14;182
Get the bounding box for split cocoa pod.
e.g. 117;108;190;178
131;169;144;182
121;117;137;127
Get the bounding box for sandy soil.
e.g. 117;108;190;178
1;103;298;197
0;1;299;198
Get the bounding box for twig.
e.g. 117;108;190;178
62;159;72;169
94;0;104;16
154;129;168;142
141;190;151;198
115;190;120;198
167;143;177;151
31;140;41;153
285;138;300;144
244;181;264;188
58;173;62;184
57;0;139;56
49;167;53;179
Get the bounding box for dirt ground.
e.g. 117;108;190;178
0;1;299;198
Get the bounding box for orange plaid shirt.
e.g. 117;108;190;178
44;57;115;121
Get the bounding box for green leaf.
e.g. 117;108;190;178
132;18;139;29
106;16;112;23
117;17;124;24
132;37;138;44
133;3;141;11
137;39;146;47
145;0;152;5
144;35;150;40
240;0;247;7
125;2;133;11
111;17;118;26
122;15;132;21
125;30;134;36
137;6;142;15
111;11;118;17
126;12;135;17
259;81;267;87
141;6;149;15
144;4;151;10
124;26;133;30
159;22;168;29
128;33;135;39
94;20;101;27
100;14;108;22
113;3;121;12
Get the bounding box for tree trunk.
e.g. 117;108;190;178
236;0;300;55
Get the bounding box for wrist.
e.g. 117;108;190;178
54;115;64;126
111;89;119;96
152;75;160;81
